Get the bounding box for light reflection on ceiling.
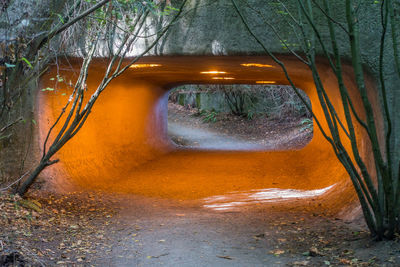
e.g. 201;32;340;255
129;64;162;68
256;81;276;84
241;63;274;68
200;71;227;74
212;77;235;80
203;184;336;211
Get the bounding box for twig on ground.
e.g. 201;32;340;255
217;255;233;260
148;253;169;259
0;171;30;192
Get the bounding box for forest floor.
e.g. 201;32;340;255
1;103;400;266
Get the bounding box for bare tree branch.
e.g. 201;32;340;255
36;0;112;51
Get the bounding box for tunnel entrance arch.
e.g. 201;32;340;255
38;55;368;214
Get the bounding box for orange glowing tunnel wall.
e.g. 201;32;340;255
37;56;375;213
38;71;171;191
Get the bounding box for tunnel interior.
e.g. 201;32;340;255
37;56;370;214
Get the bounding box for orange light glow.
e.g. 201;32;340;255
129;63;161;68
200;71;227;74
212;77;235;80
256;81;276;84
241;63;274;68
38;56;368;214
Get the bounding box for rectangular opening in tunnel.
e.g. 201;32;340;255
167;84;313;151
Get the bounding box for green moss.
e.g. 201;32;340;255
196;93;201;108
178;94;185;106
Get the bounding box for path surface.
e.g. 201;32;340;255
96;197;292;267
168;121;264;150
3;191;400;267
89;194;368;267
87;194;396;267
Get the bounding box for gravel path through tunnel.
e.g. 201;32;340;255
168;121;264;150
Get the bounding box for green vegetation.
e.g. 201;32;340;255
198;109;218;123
169;84;311;121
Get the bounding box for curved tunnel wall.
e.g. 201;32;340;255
37;56;375;214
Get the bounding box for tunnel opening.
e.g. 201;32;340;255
37;56;366;216
167;84;313;151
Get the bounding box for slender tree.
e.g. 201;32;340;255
232;0;400;239
0;0;112;185
16;0;188;195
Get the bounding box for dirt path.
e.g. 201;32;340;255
100;201;319;266
92;194;399;267
167;103;313;150
168;121;263;150
2;191;400;266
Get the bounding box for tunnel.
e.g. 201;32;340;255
37;56;376;215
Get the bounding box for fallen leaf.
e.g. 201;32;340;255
339;258;351;264
309;247;323;256
30;199;42;208
147;253;169;259
270;249;285;256
18;199;42;212
217;255;233;260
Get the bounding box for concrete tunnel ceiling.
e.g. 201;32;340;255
38;55;371;213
